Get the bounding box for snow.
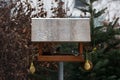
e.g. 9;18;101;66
20;0;120;23
93;0;120;23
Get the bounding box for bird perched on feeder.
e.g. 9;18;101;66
72;49;79;56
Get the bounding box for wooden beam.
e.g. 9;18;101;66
37;42;84;62
79;43;83;55
37;55;84;62
39;43;43;55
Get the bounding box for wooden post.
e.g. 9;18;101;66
79;43;83;55
39;43;43;55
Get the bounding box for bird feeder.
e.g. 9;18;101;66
31;18;90;62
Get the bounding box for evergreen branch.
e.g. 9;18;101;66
114;29;120;35
107;22;113;32
93;59;109;70
112;17;119;28
94;32;110;44
94;26;104;32
103;40;120;53
80;0;90;6
94;7;107;18
90;0;98;3
77;8;89;13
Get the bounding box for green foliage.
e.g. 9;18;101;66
64;0;120;80
90;0;98;3
1;0;119;80
94;8;107;18
80;0;90;6
60;43;78;53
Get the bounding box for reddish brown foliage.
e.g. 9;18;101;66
0;1;36;80
0;0;69;79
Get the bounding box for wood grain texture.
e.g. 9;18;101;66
37;55;84;62
32;18;91;42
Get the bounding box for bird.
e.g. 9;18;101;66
72;49;79;56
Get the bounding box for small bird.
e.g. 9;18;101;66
72;49;79;56
92;47;97;52
29;62;36;74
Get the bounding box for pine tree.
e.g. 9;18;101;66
65;0;120;80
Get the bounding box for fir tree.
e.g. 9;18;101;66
66;0;120;80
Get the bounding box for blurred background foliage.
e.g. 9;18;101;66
0;0;120;80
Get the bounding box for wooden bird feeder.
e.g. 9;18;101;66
31;18;91;62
